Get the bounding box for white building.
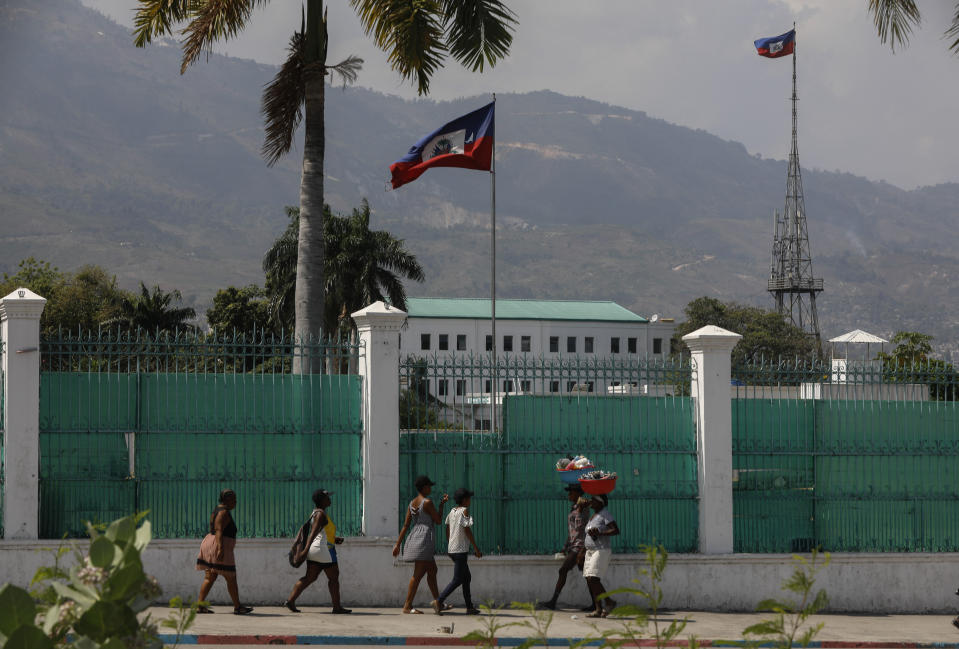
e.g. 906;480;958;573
401;297;675;362
399;298;677;429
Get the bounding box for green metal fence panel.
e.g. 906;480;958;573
399;355;697;555
37;331;364;539
733;359;959;553
1;337;4;537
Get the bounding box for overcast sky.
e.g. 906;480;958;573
82;0;959;190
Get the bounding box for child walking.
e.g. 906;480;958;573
435;488;482;615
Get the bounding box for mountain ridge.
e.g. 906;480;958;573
2;0;958;356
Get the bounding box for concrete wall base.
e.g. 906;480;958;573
2;539;958;613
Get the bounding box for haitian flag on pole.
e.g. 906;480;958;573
754;29;795;58
390;102;494;189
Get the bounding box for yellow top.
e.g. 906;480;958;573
326;514;336;547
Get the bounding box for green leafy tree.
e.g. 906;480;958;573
875;331;958;400
0;257;61;299
42;265;127;335
133;0;516;373
867;0;959;55
263;204;424;336
206;285;271;336
672;296;816;366
112;282;197;334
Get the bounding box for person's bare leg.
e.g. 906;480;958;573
425;561;440;599
223;572;241;608
198;570;218;604
403;563;427;612
288;564;321;604
325;565;350;612
585;577;604;617
544;552;577;608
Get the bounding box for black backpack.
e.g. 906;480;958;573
288;511;316;568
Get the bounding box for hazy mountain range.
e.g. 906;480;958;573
2;0;959;356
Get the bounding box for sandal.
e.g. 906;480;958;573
285;601;301;613
585;611;604;618
331;607;352;614
197;606;214;614
443;603;454;611
431;599;443;615
403;608;424;614
465;607;481;615
233;606;254;615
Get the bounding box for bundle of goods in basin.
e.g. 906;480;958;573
579;469;617;495
555;455;594;484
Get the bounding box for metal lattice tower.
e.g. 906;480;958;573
768;31;823;344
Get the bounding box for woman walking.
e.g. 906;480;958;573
583;494;620;618
285;488;351;614
436;487;482;615
393;475;448;614
196;489;254;615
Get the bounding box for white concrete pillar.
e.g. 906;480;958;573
351;301;406;538
1;288;47;539
683;325;741;554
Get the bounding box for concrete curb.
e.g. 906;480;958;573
157;635;959;647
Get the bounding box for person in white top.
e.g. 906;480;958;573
435;487;482;615
583;494;620;618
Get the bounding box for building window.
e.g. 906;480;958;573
439;334;449;351
567;337;576;353
566;380;577;392
456;379;466;396
437;379;449;396
550;380;560;393
585;337;594;353
503;380;514;393
503;335;513;352
653;337;663;354
521;336;531;352
520;380;531;392
611;337;620;354
475;419;491;431
628;337;637;354
420;333;431;351
484;379;491;393
456;334;467;351
485;335;493;351
549;336;559;353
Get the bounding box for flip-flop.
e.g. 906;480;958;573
331;607;352;614
197;606;214;614
233;606;254;615
403;608;424;614
585;611;604;618
431;599;443;615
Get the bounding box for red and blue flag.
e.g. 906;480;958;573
390;102;494;189
754;29;795;58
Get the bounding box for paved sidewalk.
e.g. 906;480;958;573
144;605;959;646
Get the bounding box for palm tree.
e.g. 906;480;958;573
133;0;517;373
113;282;197;334
263;202;425;338
867;0;959;54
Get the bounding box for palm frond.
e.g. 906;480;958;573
133;0;193;47
180;0;258;74
261;31;307;166
946;1;959;55
350;0;447;95
328;55;365;88
442;0;516;72
867;0;921;52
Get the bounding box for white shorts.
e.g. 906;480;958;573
583;548;611;578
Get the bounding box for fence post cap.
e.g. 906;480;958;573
682;325;741;352
0;287;47;320
352;301;407;329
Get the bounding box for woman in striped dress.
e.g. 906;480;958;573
392;475;448;614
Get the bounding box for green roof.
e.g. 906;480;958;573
405;298;648;323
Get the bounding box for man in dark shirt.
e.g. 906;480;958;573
541;484;593;610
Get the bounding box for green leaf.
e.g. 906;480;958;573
133;519;152;551
4;624;55;649
74;601;139;642
102;563;146;602
89;536;116;568
0;584;37;636
105;516;136;544
51;581;97;608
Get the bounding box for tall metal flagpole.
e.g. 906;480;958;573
490;93;497;435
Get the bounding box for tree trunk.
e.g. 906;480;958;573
293;0;326;375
